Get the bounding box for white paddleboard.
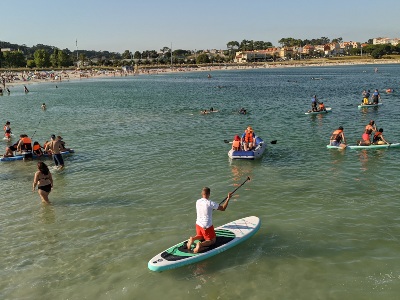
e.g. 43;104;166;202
148;216;261;272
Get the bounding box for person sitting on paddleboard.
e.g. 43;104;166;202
3;141;19;157
32;141;44;157
232;135;241;151
186;187;232;253
241;126;255;151
330;126;346;147
365;120;377;138
373;128;389;145
362;90;370;104
318;102;326;111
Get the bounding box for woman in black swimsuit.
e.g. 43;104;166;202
32;162;53;204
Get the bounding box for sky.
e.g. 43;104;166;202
2;0;400;53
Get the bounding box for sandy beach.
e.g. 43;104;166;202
1;58;399;90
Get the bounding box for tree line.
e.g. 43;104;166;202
0;36;399;68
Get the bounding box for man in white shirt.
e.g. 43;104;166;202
187;187;232;253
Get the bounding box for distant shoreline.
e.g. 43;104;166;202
2;58;399;88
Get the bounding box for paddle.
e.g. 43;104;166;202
219;176;251;205
224;139;277;144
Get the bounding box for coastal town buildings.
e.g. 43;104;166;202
373;37;400;45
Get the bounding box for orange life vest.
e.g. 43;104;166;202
21;136;32;144
33;144;41;151
232;140;240;148
21;137;32;151
244;131;254;143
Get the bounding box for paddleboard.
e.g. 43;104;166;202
305;107;332;115
0;149;75;162
148;216;261;272
327;143;399;150
358;103;382;108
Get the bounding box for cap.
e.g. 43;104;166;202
234;135;240;141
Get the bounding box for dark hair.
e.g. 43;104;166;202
379;128;383;133
37;162;49;175
202;187;211;196
339;126;343;130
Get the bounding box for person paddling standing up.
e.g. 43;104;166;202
311;95;319;112
45;134;64;169
372;89;380;104
187;187;232;253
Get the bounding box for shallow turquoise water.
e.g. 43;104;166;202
1;64;400;299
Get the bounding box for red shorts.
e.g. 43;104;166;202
196;224;216;241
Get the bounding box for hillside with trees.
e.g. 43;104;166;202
0;36;399;69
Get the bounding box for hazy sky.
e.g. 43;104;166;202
2;0;399;53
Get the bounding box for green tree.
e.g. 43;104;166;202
58;50;72;67
226;41;240;51
50;48;59;67
122;50;132;59
34;49;50;68
196;53;210;64
27;59;36;68
133;51;141;59
4;51;26;67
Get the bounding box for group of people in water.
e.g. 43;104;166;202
329;120;389;148
3;126;69;168
361;89;381;105
231;126;257;151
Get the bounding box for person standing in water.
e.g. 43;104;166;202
45;134;65;169
32;162;53;204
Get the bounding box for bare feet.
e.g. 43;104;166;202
187;237;194;250
193;242;201;253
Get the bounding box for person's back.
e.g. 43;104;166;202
373;128;387;145
372;90;379;103
330;126;345;147
18;135;32;152
232;135;241;151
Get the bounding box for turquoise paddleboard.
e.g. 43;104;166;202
148;216;261;272
327;143;399;150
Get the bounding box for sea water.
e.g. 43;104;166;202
1;64;400;299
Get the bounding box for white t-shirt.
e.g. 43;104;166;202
196;197;219;229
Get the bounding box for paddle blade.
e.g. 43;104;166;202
224;139;230;143
270;140;277;144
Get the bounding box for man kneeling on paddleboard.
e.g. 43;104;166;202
187;187;232;253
